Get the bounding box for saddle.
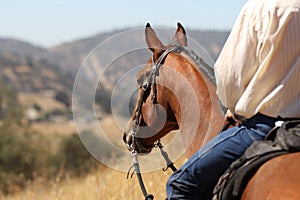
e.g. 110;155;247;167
213;120;300;200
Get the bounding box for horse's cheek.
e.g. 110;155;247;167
147;104;167;131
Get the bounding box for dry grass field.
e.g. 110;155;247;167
4;163;186;200
1;114;187;200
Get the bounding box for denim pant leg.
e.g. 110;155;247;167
166;123;273;200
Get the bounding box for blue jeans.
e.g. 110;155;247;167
166;114;277;200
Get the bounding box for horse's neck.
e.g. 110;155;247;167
164;55;224;157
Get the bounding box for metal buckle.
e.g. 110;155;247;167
142;81;149;91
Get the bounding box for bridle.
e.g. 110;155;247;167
123;45;183;153
123;45;183;200
123;43;216;152
123;45;184;153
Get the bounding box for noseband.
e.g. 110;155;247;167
123;45;183;152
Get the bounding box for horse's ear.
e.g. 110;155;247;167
173;22;187;46
145;23;165;56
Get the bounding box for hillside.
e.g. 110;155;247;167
0;38;48;60
0;52;72;93
0;28;228;86
47;28;229;75
0;27;229;117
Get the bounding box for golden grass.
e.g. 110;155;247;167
4;157;186;200
30;121;76;135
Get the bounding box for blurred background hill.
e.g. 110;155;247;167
0;28;228;119
0;28;228;75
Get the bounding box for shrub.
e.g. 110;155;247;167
0;126;40;194
60;133;101;177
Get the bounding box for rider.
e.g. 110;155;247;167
166;0;300;199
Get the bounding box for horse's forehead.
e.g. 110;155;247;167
136;50;185;81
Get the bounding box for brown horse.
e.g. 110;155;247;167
123;23;300;199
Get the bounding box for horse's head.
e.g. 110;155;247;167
123;23;188;154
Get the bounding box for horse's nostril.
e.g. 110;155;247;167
123;132;128;144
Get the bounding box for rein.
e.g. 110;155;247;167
127;141;177;200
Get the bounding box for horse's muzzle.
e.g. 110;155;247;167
123;130;153;154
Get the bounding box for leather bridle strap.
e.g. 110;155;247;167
130;150;154;200
147;45;183;104
125;46;182;200
125;45;183;152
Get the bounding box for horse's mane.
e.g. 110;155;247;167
178;45;216;85
177;45;227;114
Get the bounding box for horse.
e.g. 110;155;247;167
123;23;300;199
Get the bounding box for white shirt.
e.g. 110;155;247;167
215;0;300;119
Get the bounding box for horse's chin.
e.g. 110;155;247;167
137;149;152;155
134;139;154;155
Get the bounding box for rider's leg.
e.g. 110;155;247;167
166;114;277;200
